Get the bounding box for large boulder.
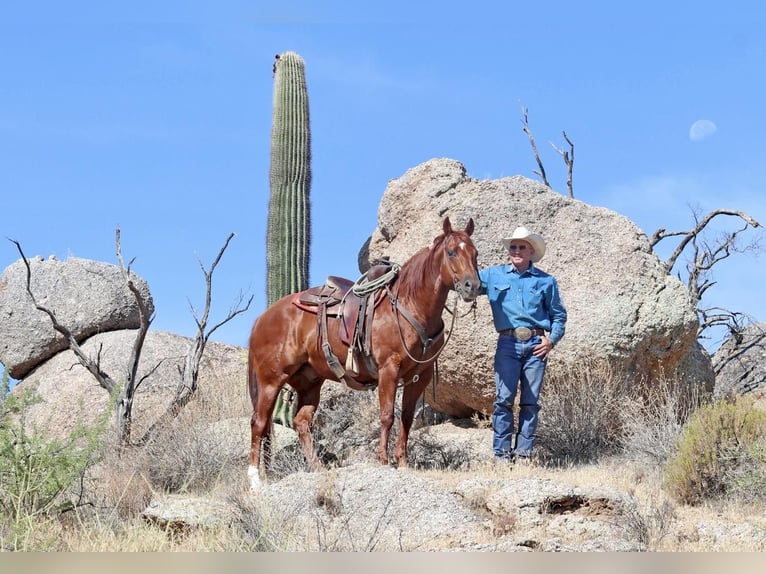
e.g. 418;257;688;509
0;256;154;379
15;330;249;440
360;158;714;417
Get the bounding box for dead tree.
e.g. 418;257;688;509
135;232;252;445
10;229;251;447
518;105;762;350
551;131;574;199
11;234;141;444
519;102;575;198
520;103;550;189
650;208;762;343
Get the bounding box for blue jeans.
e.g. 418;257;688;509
493;334;547;459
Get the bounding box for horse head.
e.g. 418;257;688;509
441;217;480;301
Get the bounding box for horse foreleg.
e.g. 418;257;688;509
394;377;431;467
377;380;397;465
293;384;322;471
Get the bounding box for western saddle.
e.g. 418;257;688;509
292;262;398;391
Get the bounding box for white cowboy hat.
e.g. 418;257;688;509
501;226;546;263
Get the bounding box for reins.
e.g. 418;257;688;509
386;253;472;386
352;235;477;389
386;285;460;370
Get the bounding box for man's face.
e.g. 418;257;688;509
508;239;534;264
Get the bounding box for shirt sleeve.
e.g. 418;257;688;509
547;277;567;346
478;267;490;296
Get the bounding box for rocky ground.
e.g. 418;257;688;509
142;421;766;552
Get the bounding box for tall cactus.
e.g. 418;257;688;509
267;51;311;306
267;51;311;427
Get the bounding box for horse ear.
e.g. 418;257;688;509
443;217;453;235
464;218;475;236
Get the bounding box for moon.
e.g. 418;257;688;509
689;119;717;142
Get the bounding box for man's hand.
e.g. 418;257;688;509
533;335;554;358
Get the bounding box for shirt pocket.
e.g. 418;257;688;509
490;284;510;303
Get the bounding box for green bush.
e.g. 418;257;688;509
722;438;766;502
0;371;104;550
663;396;766;505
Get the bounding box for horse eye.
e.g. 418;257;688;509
447;249;456;257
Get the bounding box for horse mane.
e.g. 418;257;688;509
394;232;448;301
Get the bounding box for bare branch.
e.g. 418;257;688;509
659;209;761;273
110;226;158;445
697;306;750;338
135;232;252;445
550;130;575;198
648;228;688;248
135;357;167;393
8;239;118;394
519;102;550;188
711;321;766;376
647;207;762;349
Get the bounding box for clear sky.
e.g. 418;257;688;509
2;1;764;377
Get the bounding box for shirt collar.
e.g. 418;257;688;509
507;262;537;276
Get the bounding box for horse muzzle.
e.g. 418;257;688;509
455;278;480;302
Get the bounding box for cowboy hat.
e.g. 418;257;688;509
501;227;546;263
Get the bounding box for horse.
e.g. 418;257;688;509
247;217;480;490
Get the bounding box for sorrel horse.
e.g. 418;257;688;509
247;217;480;490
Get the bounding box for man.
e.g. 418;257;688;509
478;226;567;462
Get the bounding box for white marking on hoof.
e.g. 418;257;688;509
248;465;262;492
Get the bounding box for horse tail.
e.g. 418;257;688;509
247;352;257;404
247;322;260;406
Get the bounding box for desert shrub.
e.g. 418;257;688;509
408;427;475;470
0;373;105;550
620;375;703;468
620;497;677;551
722;438;766;502
227;488;300;551
133;363;253;494
536;355;629;464
313;385;381;464
142;408;245;493
663;396;766;505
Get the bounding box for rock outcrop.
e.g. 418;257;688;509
17;330;248;439
0;256;154;379
712;322;766;399
360;158;714;416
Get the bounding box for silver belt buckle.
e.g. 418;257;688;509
514;327;532;341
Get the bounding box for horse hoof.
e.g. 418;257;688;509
248;465;262;492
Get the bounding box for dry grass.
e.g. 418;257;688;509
4;352;766;551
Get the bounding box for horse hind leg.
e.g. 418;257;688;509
248;377;283;492
292;380;323;471
248;415;265;491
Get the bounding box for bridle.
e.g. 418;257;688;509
386;235;477;386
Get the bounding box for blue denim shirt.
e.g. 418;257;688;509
478;263;567;346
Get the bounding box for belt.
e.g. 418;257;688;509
499;327;545;341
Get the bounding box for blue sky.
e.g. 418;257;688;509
2;1;764;377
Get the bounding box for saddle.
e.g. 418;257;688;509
292;262;397;391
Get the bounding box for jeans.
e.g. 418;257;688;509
492;334;547;459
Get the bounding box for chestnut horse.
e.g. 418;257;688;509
247;217;479;489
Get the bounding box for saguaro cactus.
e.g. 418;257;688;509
267;51;311;427
267;51;311;306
